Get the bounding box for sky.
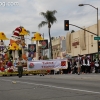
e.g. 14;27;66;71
0;0;100;46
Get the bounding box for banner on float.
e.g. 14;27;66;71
27;59;68;71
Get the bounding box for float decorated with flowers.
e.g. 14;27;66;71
0;27;48;76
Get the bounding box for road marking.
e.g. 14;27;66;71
1;79;100;94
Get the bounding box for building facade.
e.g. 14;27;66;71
66;20;100;60
52;36;66;59
52;37;61;59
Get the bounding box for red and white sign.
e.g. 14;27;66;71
27;59;68;71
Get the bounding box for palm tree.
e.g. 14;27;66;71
38;10;57;59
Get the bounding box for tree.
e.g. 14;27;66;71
38;10;57;59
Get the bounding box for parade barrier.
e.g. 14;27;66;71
0;59;67;76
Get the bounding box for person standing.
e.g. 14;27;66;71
87;56;91;73
76;54;82;75
17;57;23;78
94;58;99;73
39;56;45;76
81;55;87;74
67;59;71;74
72;58;77;74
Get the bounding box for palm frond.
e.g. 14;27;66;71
50;16;57;24
38;21;48;28
47;10;57;15
40;12;47;20
40;12;46;16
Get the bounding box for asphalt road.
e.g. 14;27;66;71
0;74;100;100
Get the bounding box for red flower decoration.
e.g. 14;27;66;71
0;67;5;71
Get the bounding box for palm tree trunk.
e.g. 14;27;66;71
48;28;53;59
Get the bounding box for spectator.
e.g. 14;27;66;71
67;59;71;74
94;58;99;73
39;56;45;76
81;55;87;74
28;55;32;61
87;56;91;73
72;58;77;74
76;54;82;75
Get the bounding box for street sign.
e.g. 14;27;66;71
94;37;100;40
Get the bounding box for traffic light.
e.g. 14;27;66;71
64;20;69;30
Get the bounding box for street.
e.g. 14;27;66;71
0;74;100;100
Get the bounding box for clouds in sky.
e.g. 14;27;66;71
0;0;100;45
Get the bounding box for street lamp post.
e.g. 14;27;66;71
79;4;99;54
79;4;99;37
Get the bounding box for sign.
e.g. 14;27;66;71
39;40;48;49
72;38;79;48
72;41;79;48
27;59;68;71
94;37;100;40
28;44;36;52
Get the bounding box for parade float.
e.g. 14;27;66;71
0;28;47;76
0;30;67;76
0;27;28;76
